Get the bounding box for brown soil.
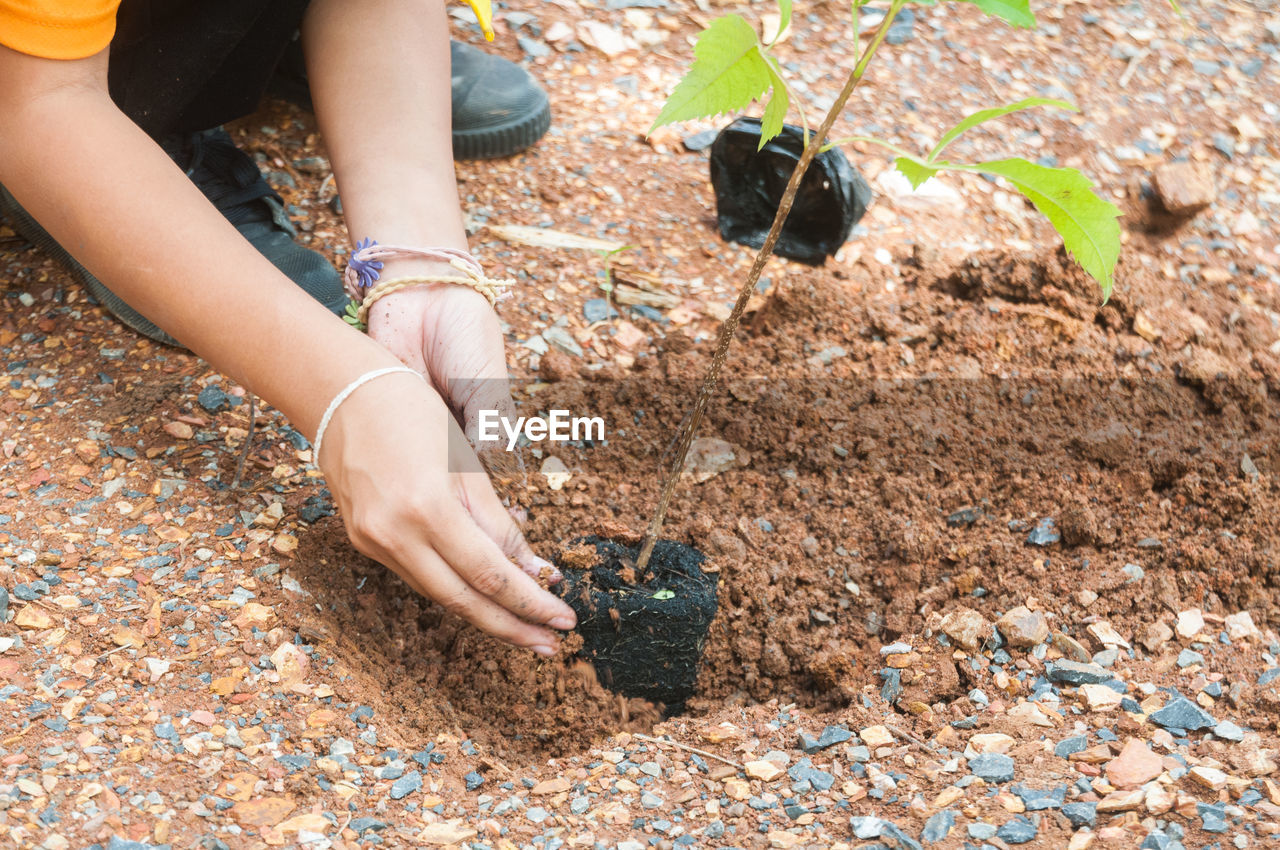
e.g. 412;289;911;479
282;234;1280;760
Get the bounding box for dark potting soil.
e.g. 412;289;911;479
709;116;872;264
553;536;719;715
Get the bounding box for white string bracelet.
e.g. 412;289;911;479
312;366;423;465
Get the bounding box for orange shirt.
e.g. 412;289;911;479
0;0;496;60
0;1;120;59
0;0;494;61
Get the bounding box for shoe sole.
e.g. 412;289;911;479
452;98;552;160
0;185;180;347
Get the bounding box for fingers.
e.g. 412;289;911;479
429;499;577;631
464;471;563;585
384;540;562;654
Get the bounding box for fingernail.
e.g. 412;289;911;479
532;556;562;581
549;615;576;631
532;644;557;657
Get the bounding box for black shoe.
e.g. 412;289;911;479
0;128;346;347
269;39;551;160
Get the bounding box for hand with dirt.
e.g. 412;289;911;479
316;368;576;655
364;257;519;453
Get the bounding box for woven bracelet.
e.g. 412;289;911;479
343;239;514;327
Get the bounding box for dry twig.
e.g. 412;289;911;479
633;732;744;769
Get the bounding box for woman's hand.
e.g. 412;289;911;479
366;259;518;447
317;369;575;655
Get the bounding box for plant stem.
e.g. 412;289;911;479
634;0;905;573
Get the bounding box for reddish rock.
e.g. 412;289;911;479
1153;161;1215;217
1106;739;1162;788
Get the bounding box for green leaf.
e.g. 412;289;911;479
652;588;676;600
927;97;1076;162
894;156;939;189
961;158;1121;298
650;15;776;132
759;62;791;146
960;0;1036;28
773;0;792;45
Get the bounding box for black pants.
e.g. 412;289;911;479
108;0;308;139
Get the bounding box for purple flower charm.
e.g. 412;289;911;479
349;237;384;293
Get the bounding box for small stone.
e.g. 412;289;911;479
1080;683;1124;711
253;501;284;529
787;758;834;792
860;725;894;748
532;777;571;796
1011;784;1065;810
418;823;478;845
390;771;423;799
970;733;1016;754
14;606;54;630
230;797;295;827
997;815;1039;844
1068;831;1097;850
1224;611;1263;642
1052;632;1092;663
1026;517;1060;546
540;456;572;490
967;823;998;840
941;607;991;651
1213;720;1245;742
970;752;1015;783
1177;648;1204;668
1096;788;1145;813
997;606;1050;648
198;385;231;413
682;129;719;152
641;791;664;809
1062;801;1097;828
1106;739;1162;788
583;298;619;323
946;507;982;528
1175;609;1205;639
798;725;852;753
745;760;784;782
1055;736;1088;759
1190;766;1229;790
1150;696;1216;731
464;772;485;792
1153;161;1216;216
1047;660;1111;685
1145;783;1175;815
1092;648;1119;668
1140;621;1174;652
1085;622;1131;650
922;808;955;842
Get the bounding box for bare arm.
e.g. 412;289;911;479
0;42;574;652
302;0;520;441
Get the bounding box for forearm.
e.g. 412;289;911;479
0;83;398;437
302;0;467;252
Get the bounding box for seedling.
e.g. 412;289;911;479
636;0;1129;569
595;243;635;322
556;1;1141;711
